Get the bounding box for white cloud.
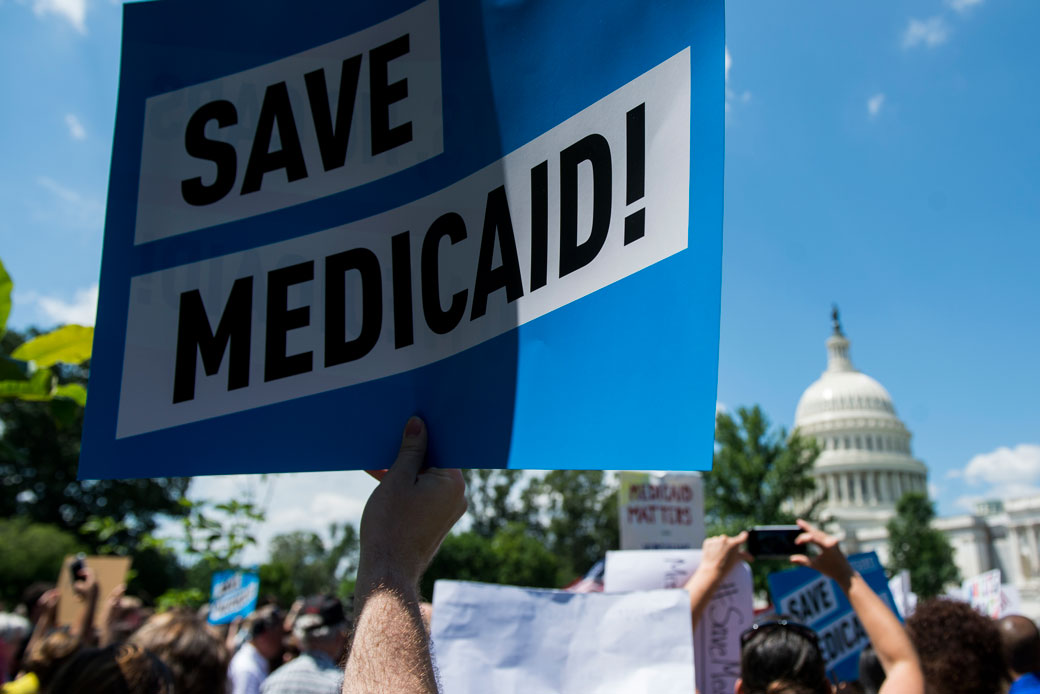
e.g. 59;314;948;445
65;113;86;140
903;17;951;49
867;93;885;118
947;0;984;14
951;444;1040;505
36;176;105;230
725;47;732;83
21;285;98;325
928;483;940;499
32;0;86;33
724;47;751;113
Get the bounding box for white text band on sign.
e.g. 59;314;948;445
116;48;692;439
135;0;443;245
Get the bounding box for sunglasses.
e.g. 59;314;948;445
740;619;820;648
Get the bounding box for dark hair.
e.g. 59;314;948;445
46;644;174;694
906;598;1007;694
129;609;229;694
999;615;1040;676
24;629;82;689
857;646;885;694
249;604;283;637
740;621;831;694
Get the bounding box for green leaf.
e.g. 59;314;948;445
0;356;34;381
0;368;56;400
11;325;94;367
53;383;87;407
0;258;11;338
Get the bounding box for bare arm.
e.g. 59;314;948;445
342;417;467;694
22;589;60;663
791;520;924;694
72;567;100;646
684;532;751;630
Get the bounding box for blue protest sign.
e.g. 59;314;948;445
208;569;260;625
80;0;723;478
767;553;900;683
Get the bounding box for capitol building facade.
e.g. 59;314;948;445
794;312;1040;615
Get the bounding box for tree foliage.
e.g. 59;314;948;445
704;405;822;594
0;518;85;607
262;523;360;600
886;491;960;598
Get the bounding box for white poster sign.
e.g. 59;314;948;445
618;472;705;550
962;569;1002;619
604;549;753;694
887;570;916;619
431;580;695;694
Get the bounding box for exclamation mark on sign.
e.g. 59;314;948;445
624;103;646;245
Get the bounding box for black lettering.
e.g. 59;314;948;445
325;249;382;366
241;82;308;195
421;212;467;334
181;100;239;206
391;231;415;349
471;186;523;320
370;34;413;155
264;262;313;382
530;161;548;291
559;133;612;277
304;55;363;172
172;276;253;403
624;103;646;244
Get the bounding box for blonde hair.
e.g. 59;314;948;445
129;610;229;694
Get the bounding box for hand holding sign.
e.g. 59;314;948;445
357;417;467;588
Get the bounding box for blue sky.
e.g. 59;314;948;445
2;0;1037;550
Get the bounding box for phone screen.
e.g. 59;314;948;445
747;526;802;559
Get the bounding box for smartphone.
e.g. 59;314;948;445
69;553;87;583
747;525;802;559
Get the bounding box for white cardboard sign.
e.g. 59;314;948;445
604;549;753;694
618;472;705;550
431;580;695;694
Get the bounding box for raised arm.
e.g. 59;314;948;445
791;519;924;694
72;566;100;646
343;417;467;694
683;532;751;630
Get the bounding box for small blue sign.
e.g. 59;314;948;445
208;569;260;625
767;552;900;683
80;0;723;478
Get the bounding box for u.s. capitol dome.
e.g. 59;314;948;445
794;310;929;536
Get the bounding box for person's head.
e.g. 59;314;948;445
46;643;173;694
23;628;83;690
292;595;350;660
736;619;832;694
906;598;1007;694
998;614;1040;679
20;583;54;623
247;605;284;660
129;609;229;694
857;646;885;694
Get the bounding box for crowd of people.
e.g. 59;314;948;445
1;417;1037;693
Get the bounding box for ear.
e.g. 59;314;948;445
734;677;744;694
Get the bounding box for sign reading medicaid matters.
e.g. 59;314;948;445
208;569;260;625
81;0;723;478
767;552;899;683
618;472;705;550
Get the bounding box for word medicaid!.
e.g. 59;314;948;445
116;49;691;439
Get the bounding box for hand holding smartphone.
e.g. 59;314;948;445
746;525;803;559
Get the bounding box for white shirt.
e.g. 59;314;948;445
229;641;271;694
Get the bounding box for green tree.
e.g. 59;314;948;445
0;518;84;607
522;470;619;585
886;491;960;598
704;405;823;594
262;522;360;600
461;469;530;538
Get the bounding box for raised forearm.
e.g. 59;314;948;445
344;570;438;694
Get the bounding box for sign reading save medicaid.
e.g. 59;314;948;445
80;0;723;478
208;569;260;625
767;552;899;683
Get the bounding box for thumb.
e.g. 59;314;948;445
385;416;428;484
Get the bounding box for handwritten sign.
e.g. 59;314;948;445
80;0;724;479
961;569;1002;619
618;472;705;550
604;549;753;694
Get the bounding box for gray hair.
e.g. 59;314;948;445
293;615;347;649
